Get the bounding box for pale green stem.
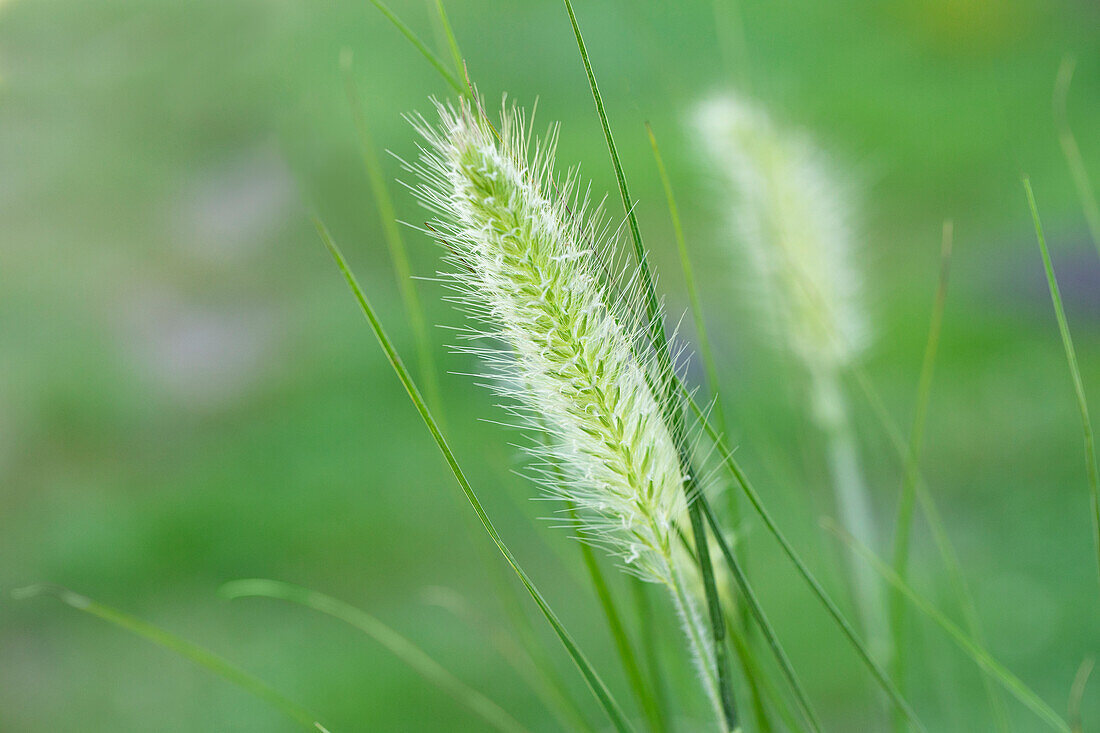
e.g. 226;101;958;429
1054;56;1100;258
812;366;889;668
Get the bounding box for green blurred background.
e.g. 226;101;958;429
2;0;1099;729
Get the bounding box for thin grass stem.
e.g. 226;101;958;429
317;219;634;733
366;0;465;95
682;392;926;731
562;4;740;728
1054;56;1100;257
340;52;445;426
1024;177;1100;593
221;580;530;733
825;520;1072;733
13;584;327;732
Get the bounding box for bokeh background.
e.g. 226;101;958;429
3;0;1099;730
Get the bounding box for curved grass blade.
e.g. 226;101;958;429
221;579;530;733
1068;658;1093;733
644;122;728;442
12;584;328;732
562;5;739;728
430;0;465;81
1054;56;1100;257
340;51;445;427
316;220;634;733
366;0;465;96
1024;178;1100;592
423;586;600;733
698;497;822;733
825;520;1072;733
566;502;667;733
887;222;1008;732
683;392;926;731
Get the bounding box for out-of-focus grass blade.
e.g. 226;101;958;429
561;6;741;729
697;498;822;733
430;0;465;81
316;220;635;733
1068;658;1093;733
221;579;530;733
825;520;1072;733
12;584;328;732
1024;177;1100;592
366;0;464;96
683;392;926;731
1054;56;1100;257
339;50;446;427
887;222;1008;733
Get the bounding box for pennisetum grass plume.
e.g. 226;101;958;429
696;94;889;666
405;96;731;730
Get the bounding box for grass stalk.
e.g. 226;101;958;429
366;0;465;96
1054;56;1100;257
13;584;328;732
430;0;465;81
1024;177;1100;593
566;501;667;732
562;4;740;728
317;219;634;733
682;391;926;731
340;52;445;426
826;520;1072;733
221;580;530;733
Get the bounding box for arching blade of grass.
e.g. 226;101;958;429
566;502;667;733
340;51;445;427
221;579;530;733
682;392;926;731
366;0;465;96
562;4;739;728
429;0;465;81
825;520;1072;733
697;495;822;733
644;122;728;441
887;222;1008;733
1068;658;1093;733
423;586;600;733
1054;56;1100;257
1024;177;1100;592
12;584;329;732
316;219;634;733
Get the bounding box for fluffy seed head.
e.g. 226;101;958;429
406;98;687;584
696;94;868;370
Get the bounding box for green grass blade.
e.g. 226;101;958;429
562;5;740;727
644;122;728;441
340;51;446;428
566;503;667;733
1024;177;1100;592
889;220;952;729
431;0;465;81
1068;658;1093;733
887;221;1008;733
13;584;327;732
682;392;926;731
1054;56;1100;257
366;0;465;96
221;579;530;733
316;219;635;733
698;498;822;733
825;521;1072;733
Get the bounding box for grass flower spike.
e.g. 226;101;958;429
407;97;727;727
697;94;888;664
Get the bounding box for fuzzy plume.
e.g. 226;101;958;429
406;97;687;585
695;94;868;372
406;98;726;723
